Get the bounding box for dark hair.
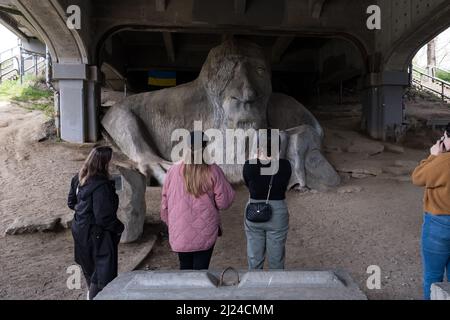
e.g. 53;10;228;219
79;146;113;186
445;123;450;135
258;129;281;157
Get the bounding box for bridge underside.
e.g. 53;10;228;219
0;0;449;142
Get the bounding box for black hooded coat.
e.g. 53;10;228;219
68;174;124;288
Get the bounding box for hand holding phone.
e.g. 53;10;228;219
439;137;447;153
432;133;450;155
431;139;444;155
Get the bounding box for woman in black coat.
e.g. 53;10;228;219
67;146;124;300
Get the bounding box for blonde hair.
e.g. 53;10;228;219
182;149;212;198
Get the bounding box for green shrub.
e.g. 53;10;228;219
436;70;450;83
0;76;54;117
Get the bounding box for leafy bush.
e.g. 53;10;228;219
0;76;54;117
436;70;450;83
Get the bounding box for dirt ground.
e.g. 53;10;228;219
0;94;448;300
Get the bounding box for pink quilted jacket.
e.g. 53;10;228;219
160;163;235;253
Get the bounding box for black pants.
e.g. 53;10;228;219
178;246;215;270
72;223;120;299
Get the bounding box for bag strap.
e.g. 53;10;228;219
265;174;274;204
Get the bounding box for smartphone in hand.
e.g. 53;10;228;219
439;135;449;153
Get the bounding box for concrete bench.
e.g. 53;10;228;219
431;283;450;300
95;269;367;300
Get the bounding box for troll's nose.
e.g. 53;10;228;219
241;85;257;103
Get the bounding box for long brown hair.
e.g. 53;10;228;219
183;132;212;198
79;146;113;186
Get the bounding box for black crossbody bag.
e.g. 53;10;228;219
245;175;274;223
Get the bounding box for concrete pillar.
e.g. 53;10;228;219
361;71;409;141
53;63;100;143
87;66;101;142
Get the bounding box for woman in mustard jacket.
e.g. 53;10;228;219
412;126;450;299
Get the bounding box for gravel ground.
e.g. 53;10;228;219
1;98;446;300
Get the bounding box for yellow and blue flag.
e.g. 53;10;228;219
148;70;176;87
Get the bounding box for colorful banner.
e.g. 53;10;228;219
148;70;176;87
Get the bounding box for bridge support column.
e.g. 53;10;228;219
53;64;100;143
361;71;409;141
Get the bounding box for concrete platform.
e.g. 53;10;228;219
431;283;450;300
95;269;367;300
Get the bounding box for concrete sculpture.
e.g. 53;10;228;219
102;39;340;242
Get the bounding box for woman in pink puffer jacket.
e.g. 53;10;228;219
160;132;235;270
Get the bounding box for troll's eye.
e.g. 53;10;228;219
256;66;266;75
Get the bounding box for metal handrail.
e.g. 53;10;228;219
414;65;450;73
0;61;14;72
0;54;45;83
24;59;45;73
0;56;20;83
436;66;450;74
1;56;19;68
0;46;18;58
37;60;46;70
412;78;449;96
0;68;19;79
412;68;450;86
412;67;450;102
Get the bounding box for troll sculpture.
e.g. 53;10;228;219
102;40;340;242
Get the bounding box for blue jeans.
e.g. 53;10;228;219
244;199;289;270
421;212;450;300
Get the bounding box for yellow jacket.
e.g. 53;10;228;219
412;153;450;215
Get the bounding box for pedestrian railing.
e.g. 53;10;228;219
0;56;20;82
412;67;450;102
0;45;46;84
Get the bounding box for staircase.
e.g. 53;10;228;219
0;46;46;83
412;66;450;103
